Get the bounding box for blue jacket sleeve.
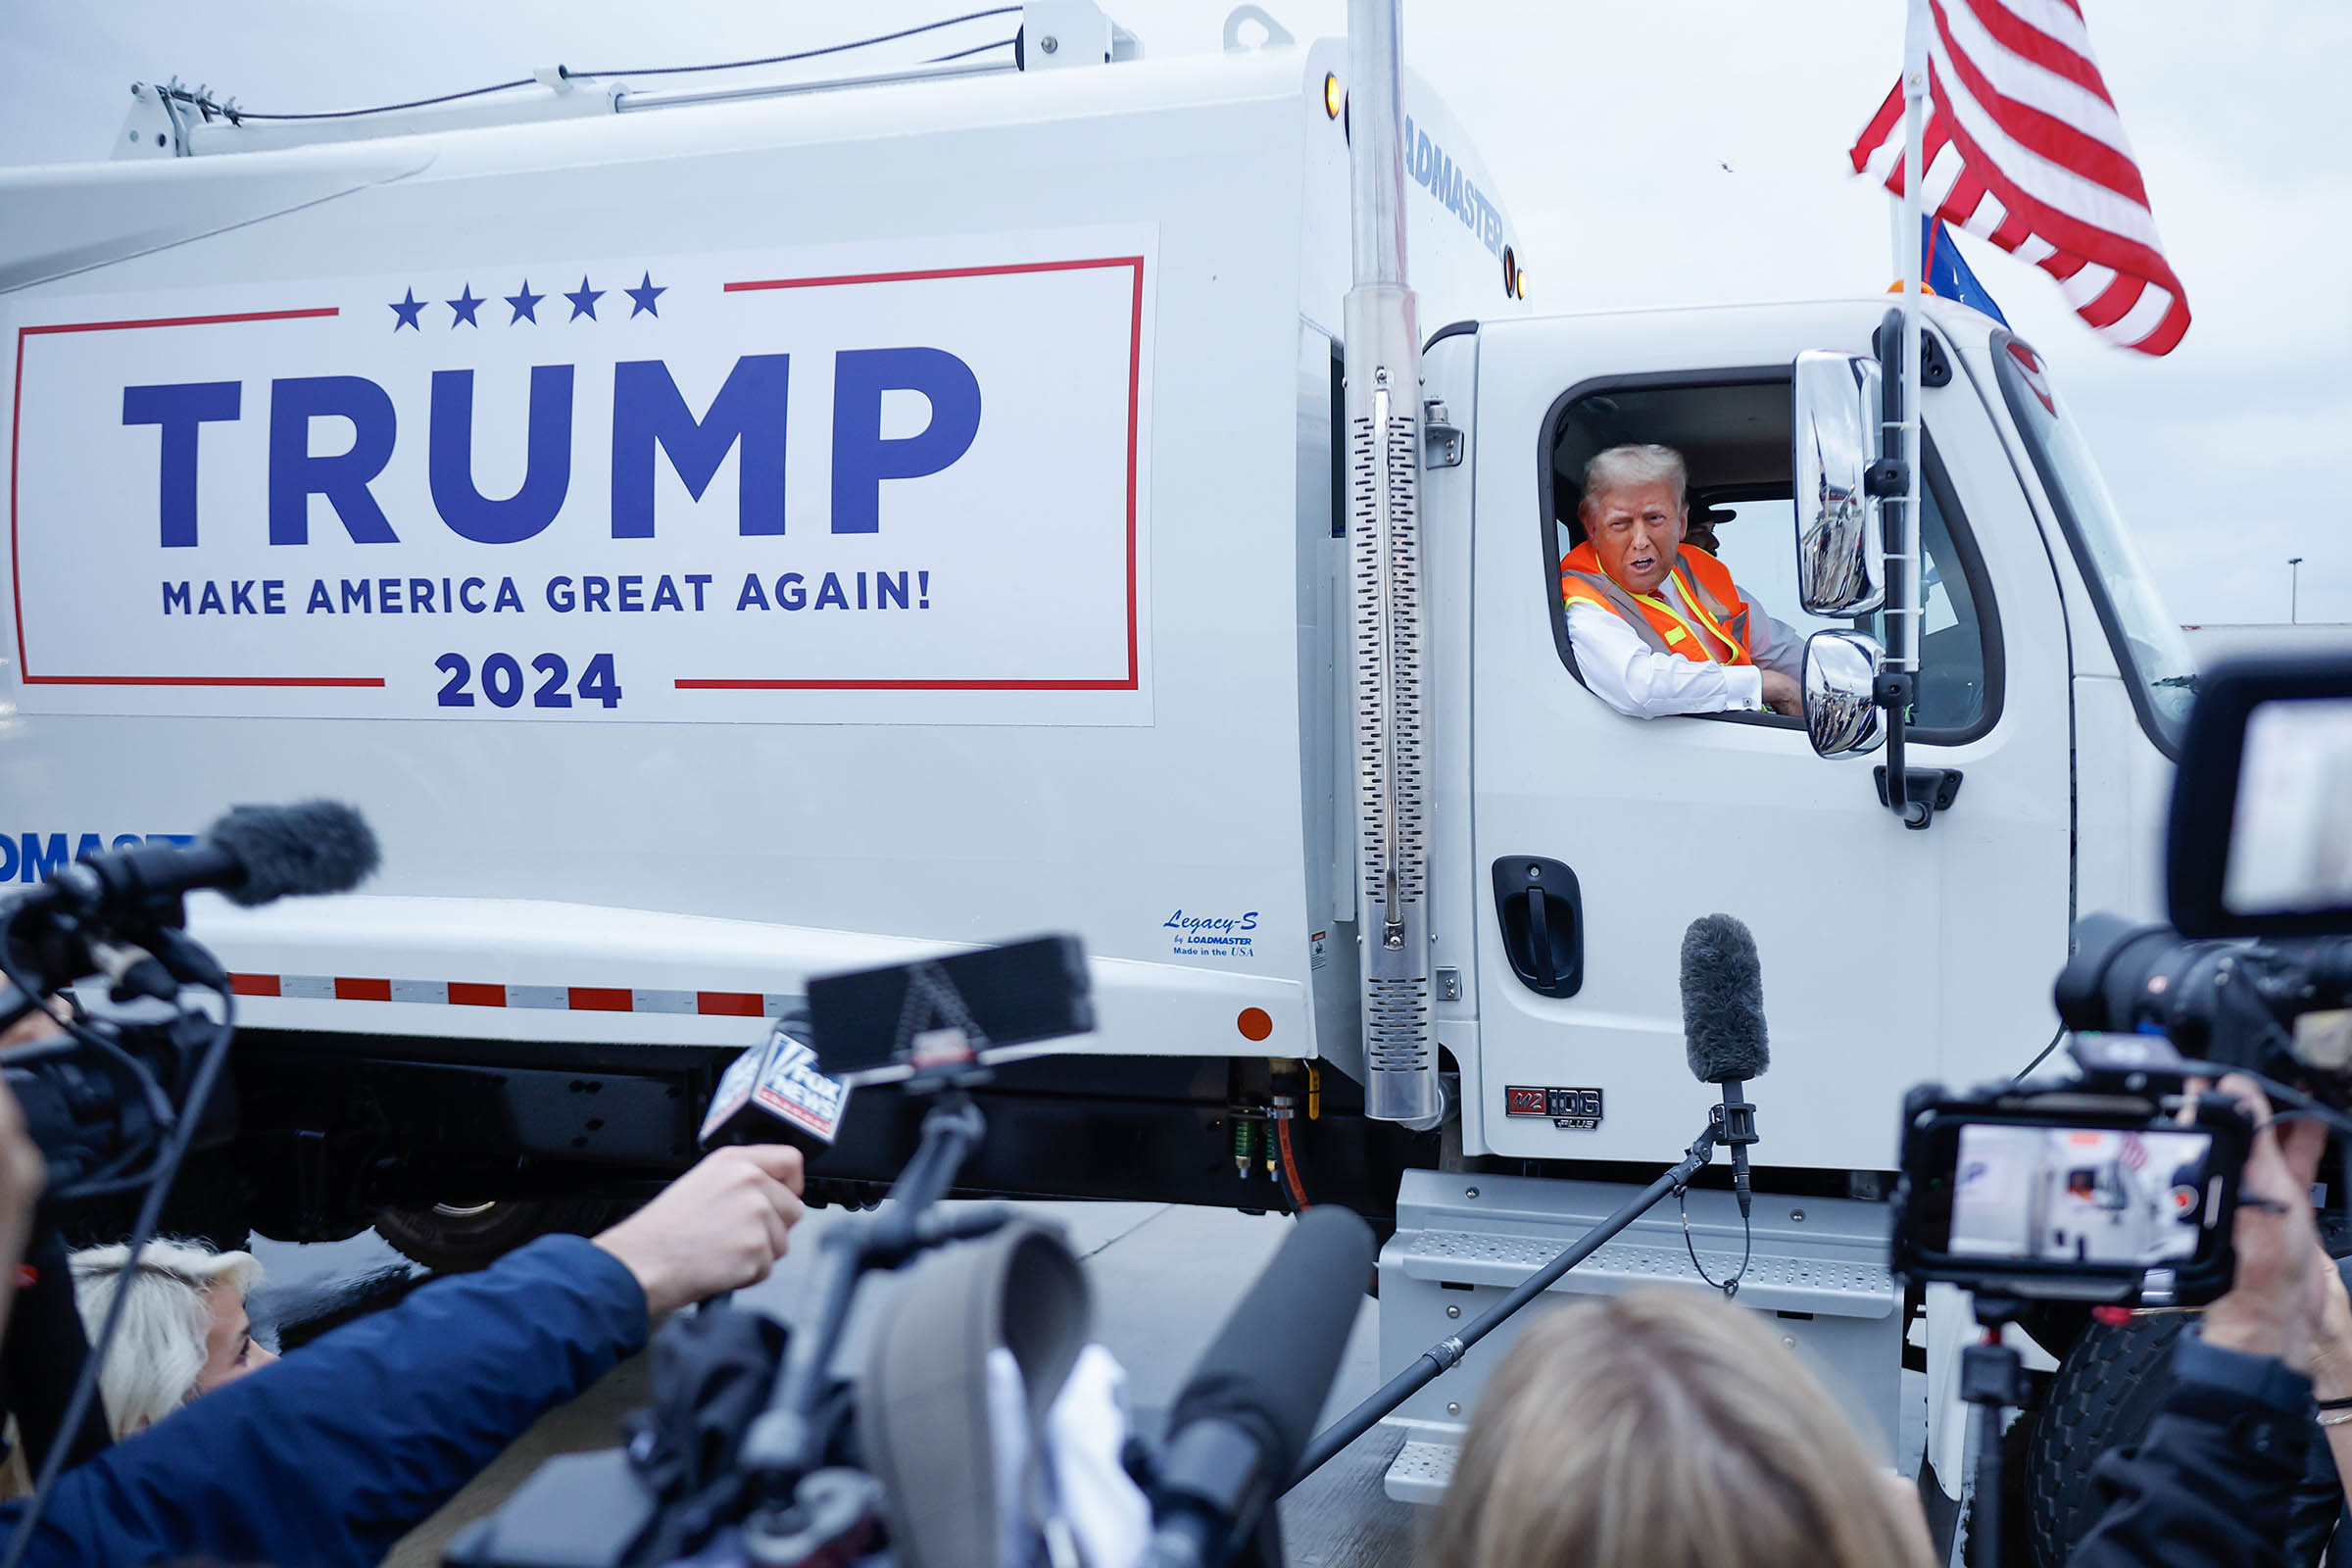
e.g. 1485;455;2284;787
3;1233;649;1568
2067;1335;2313;1568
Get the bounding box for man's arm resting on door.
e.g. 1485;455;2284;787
1565;601;1764;717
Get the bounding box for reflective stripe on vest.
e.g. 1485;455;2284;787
1559;546;1755;667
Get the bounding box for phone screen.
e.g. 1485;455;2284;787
1944;1123;2218;1267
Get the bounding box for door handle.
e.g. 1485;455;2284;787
1492;858;1583;999
1523;887;1557;991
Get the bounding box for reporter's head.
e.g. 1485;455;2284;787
1427;1289;1933;1568
70;1239;272;1439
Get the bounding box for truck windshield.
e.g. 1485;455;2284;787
1993;334;2196;757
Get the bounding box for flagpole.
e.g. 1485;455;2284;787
1895;0;1928;684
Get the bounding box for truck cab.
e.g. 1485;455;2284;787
1437;297;2186;1176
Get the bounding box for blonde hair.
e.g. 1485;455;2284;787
1427;1290;1932;1568
69;1239;264;1440
1579;443;1688;514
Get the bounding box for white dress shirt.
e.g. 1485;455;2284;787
1566;570;1804;719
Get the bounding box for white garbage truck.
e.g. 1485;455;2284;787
0;1;2202;1550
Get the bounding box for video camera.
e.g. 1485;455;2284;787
0;801;379;1546
1893;654;2352;1312
0;803;378;1201
452;936;1373;1568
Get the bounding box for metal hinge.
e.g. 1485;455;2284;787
1423;400;1463;468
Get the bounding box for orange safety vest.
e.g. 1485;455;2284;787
1558;541;1755;666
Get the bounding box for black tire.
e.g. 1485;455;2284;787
2008;1312;2189;1567
374;1197;634;1273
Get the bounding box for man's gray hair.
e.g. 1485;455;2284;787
1580;443;1688;513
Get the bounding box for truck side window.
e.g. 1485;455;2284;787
1706;481;1991;736
1544;378;1999;741
1886;476;1993;736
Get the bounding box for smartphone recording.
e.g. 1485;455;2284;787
1892;1091;2253;1306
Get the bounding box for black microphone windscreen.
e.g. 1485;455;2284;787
1681;912;1769;1085
207;802;380;906
1165;1206;1373;1481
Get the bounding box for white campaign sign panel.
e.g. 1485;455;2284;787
5;227;1154;724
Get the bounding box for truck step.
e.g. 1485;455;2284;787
1392;1223;1892;1316
1374;1168;1905;1500
1381;1439;1458;1507
1388;1168;1894;1317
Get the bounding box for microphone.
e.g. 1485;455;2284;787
1680;913;1769;1219
1146;1205;1374;1568
18;801;379;926
697;1014;850;1164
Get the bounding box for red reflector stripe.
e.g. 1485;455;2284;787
567;987;634;1012
228;974;780;1019
697;992;764;1017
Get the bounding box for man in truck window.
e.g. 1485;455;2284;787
1561;445;1805;719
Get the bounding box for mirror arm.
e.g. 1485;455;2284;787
1875;672;1934;829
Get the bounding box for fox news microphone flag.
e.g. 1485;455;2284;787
1850;0;2189;356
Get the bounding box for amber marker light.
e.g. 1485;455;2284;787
1324;74;1345;119
1238;1007;1274;1042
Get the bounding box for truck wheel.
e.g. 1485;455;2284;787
374;1198;633;1273
2005;1311;2189;1567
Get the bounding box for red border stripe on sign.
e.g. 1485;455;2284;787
10;305;388;689
679;257;1146;693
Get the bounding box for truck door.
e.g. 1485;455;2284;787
1462;309;2073;1174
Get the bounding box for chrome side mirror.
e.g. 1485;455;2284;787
1791;351;1885;616
1803;629;1886;758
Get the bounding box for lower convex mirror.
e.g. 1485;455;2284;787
1802;629;1886;759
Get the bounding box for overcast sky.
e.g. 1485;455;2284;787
3;0;2343;624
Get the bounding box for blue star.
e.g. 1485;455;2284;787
388;288;426;332
624;271;666;318
564;275;605;321
505;279;544;324
447;283;484;328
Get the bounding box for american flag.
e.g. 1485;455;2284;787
1849;0;2190;356
2120;1132;2149;1172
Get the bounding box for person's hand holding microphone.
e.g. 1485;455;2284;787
592;1145;809;1316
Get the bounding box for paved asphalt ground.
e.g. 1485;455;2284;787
253;1201;1943;1568
252;1201;1423;1568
